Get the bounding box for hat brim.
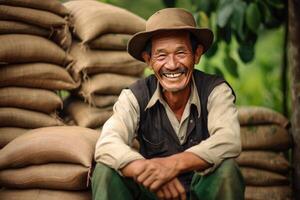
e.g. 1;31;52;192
127;27;214;62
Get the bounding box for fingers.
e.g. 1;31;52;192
172;178;186;200
155;178;186;200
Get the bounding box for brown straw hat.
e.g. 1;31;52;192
127;8;214;62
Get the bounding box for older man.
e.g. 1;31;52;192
92;8;244;200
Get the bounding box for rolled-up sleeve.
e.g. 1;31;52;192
94;89;144;171
185;83;241;174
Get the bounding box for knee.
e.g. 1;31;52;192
215;159;245;186
91;163;117;188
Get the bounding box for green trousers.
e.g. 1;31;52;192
92;159;245;200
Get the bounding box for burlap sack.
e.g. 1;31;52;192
0;0;69;17
0;126;100;169
241;167;289;186
64;0;145;43
0;34;72;66
0;127;29;148
245;186;292;200
51;24;72;51
0;63;79;90
67;100;113;128
0;87;62;113
90;94;118;108
0;189;91;200
236;151;290;173
240;125;292;151
0;21;72;51
0;108;64;128
0;163;90;190
89;33;132;50
0;20;50;36
70;43;145;81
238;106;289;127
0;5;67;29
80;73;138;101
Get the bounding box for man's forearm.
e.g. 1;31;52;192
164;151;212;174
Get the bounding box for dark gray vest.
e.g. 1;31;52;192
129;69;235;191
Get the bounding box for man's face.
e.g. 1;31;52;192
142;31;203;93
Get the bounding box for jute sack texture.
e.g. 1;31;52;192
0;20;50;36
80;73;138;99
241;167;289;186
245;186;292;200
64;0;145;43
88;33;132;50
0;87;62;113
240;125;292;151
238;106;289;127
236;151;290;173
0;189;91;200
89;94;118;108
0;126;99;170
0;63;79;90
0;5;67;29
0;108;64;128
70;43;146;81
0;163;89;190
0;127;29;148
0;0;70;17
0;34;72;66
67;100;113;128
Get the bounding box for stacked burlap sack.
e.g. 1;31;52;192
0;0;80;148
0;126;99;200
63;0;147;129
0;0;72;50
237;106;293;200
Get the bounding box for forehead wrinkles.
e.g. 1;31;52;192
151;31;191;53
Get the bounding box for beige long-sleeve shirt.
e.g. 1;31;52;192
95;78;241;174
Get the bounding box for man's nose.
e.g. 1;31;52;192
165;55;177;70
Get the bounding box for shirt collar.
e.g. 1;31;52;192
145;76;201;117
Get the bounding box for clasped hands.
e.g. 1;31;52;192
121;157;186;200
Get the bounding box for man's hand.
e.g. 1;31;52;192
156;178;186;200
121;159;147;178
135;157;180;191
121;157;180;191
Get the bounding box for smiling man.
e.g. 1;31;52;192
92;8;245;200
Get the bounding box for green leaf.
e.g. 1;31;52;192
162;0;176;7
265;0;285;9
213;67;224;77
231;1;247;39
205;42;218;58
197;11;210;28
238;43;255;63
217;25;232;44
224;55;239;78
217;0;234;27
193;0;211;13
246;3;261;33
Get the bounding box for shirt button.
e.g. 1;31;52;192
190;119;193;123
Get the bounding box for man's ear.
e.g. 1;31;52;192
141;51;151;65
194;45;203;64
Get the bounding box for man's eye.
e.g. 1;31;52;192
157;54;166;60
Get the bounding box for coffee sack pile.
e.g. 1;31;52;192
0;0;81;148
0;126;99;200
63;0;146;129
237;106;293;200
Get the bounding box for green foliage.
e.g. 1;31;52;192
192;0;286;77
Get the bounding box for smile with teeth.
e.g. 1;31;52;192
163;72;184;78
